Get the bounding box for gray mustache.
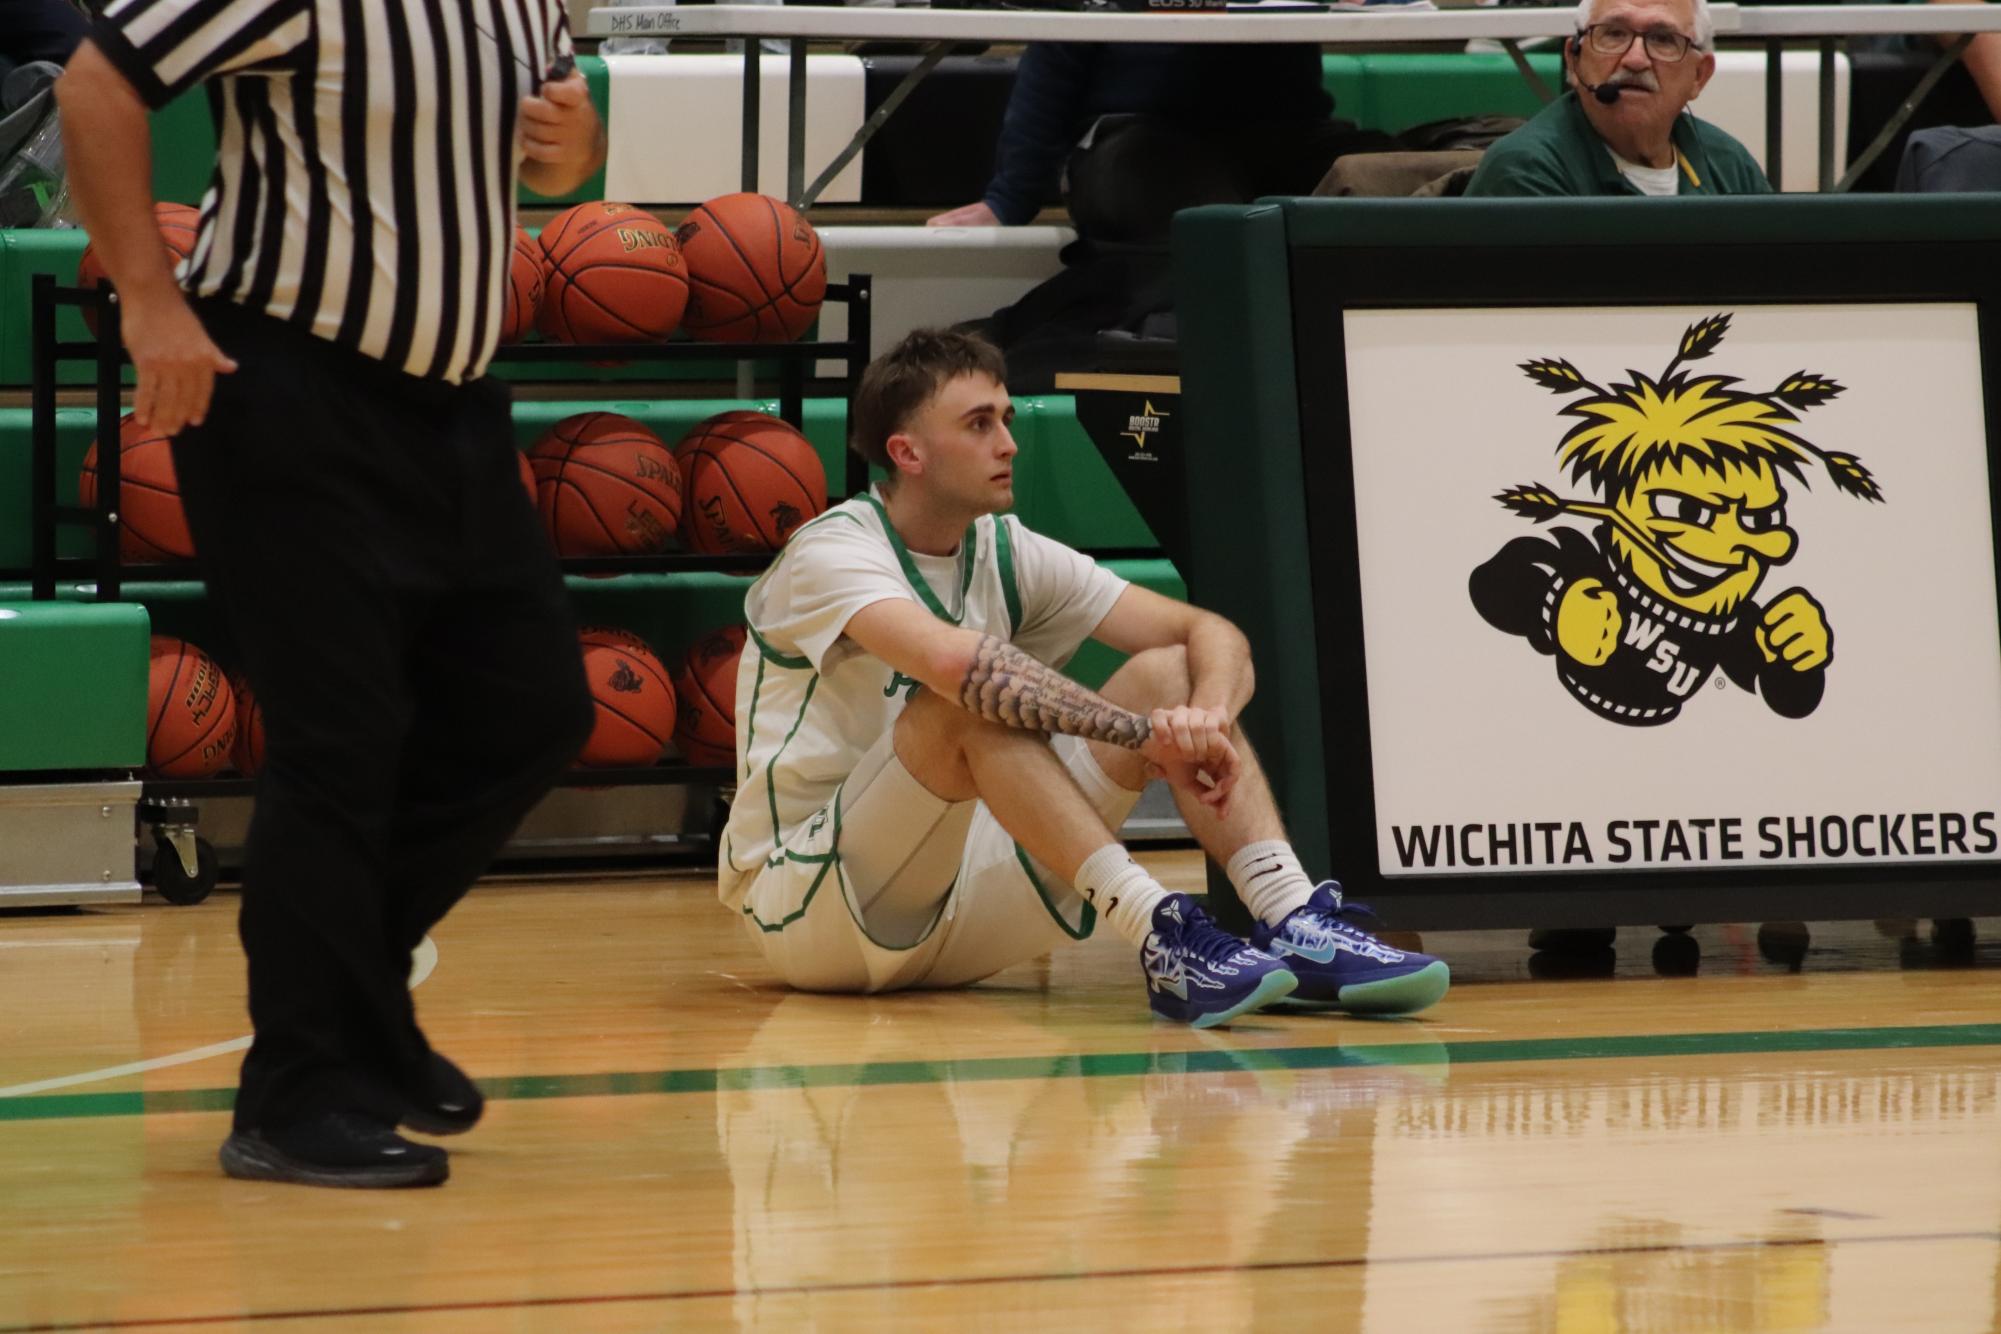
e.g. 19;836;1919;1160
1602;71;1663;93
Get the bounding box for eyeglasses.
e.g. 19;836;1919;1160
1578;22;1700;63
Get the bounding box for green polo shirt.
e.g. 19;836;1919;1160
1464;91;1774;197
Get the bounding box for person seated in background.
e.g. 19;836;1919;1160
0;0;86;77
1897;0;2001;125
927;42;1387;244
1465;0;1770;197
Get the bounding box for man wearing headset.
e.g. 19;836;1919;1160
1465;0;1771;197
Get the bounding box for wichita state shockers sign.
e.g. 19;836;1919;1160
1337;304;2001;876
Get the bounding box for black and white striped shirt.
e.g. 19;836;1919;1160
90;0;572;384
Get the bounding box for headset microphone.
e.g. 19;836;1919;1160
1567;36;1626;105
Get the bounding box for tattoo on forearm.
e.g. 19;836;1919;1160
959;635;1152;748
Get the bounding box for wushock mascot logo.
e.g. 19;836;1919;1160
1469;314;1883;726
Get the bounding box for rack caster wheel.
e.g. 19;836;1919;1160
1651;931;1700;977
1931;917;1976;957
141;796;217;905
153;831;216;905
1756;920;1810;970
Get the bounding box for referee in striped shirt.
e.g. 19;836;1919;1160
57;0;604;1188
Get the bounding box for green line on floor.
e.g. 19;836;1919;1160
9;1022;2001;1123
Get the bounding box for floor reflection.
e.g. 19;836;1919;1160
715;991;1444;1329
1360;1055;2001;1331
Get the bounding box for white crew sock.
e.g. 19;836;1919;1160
1226;840;1318;927
1073;844;1170;948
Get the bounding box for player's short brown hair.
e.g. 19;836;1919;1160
848;329;1008;478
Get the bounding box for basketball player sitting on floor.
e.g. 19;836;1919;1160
720;329;1450;1026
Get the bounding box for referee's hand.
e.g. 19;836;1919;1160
125;290;237;436
520;72;594;167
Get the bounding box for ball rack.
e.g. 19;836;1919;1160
26;269;874;904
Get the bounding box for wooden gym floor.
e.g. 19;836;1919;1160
7;850;2001;1332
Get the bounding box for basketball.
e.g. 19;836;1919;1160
674;411;827;554
675;192;826;343
672;625;747;766
530;412;684;557
229;672;266;777
77;202;201;335
147;636;236;779
79;414;195;561
579;623;659;657
537;201;688;343
499;225;546;343
577;639;677;768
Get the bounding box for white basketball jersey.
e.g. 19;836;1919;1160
719;489;1126;909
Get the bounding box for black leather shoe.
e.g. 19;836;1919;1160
401;1051;485;1137
220;1112;449;1188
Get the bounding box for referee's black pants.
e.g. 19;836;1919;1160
173;300;594;1134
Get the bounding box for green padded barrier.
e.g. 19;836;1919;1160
0;582;226;669
146;56;610;208
1322;53;1563;136
1064;559;1185;689
0;407;104;569
149;91;214;206
1010;396;1158;552
1172;203;1328;911
0;229;113;388
0;600;149;772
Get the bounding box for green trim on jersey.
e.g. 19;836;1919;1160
1012;844;1098;941
859;492;978;623
739;776;948;947
797;509;866;536
743;778;844;932
746;621;810;670
764;676;826;867
739;655;768;786
774;507;866;562
724;651;772;880
994;517;1023;637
